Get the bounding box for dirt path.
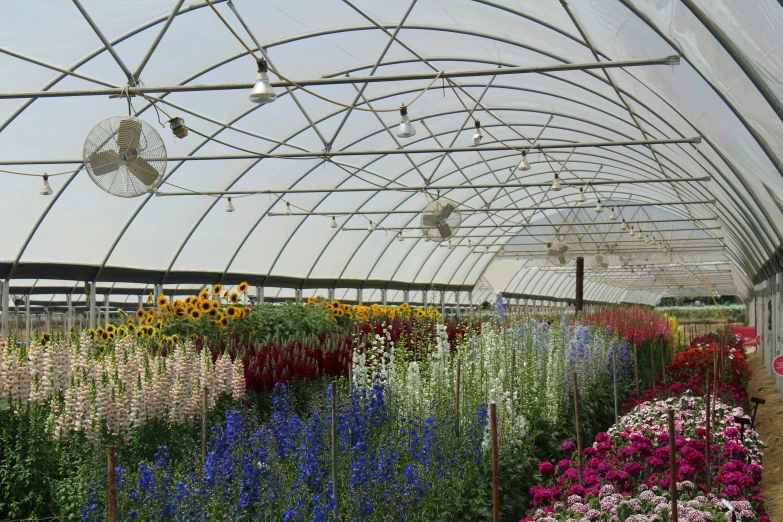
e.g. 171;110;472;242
747;350;783;521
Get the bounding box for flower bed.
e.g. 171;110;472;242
524;334;770;522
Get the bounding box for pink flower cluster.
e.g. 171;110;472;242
0;336;245;441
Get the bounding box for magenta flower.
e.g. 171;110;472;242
624;461;642;476
562;441;576;452
557;459;572;471
539;461;555;476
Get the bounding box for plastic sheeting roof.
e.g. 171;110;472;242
2;0;783;306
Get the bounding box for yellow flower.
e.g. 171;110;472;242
145;315;155;325
199;289;210;300
190;309;202;320
118;326;128;337
208;308;218;318
213;284;223;296
399;302;409;311
211;300;220;311
225;305;238;318
173;299;184;309
106;324;116;334
126;318;135;326
335;308;345;317
199;300;212;312
39;333;51;345
237;282;249;293
229;292;239;304
307;296;316;305
107;332;115;341
175;307;186;317
332;300;341;309
157;295;169;308
220;317;229;327
135;308;145;319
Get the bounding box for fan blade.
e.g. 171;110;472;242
127;156;160;186
559;244;569;255
89;150;119;176
422;214;439;227
559;254;567;265
601;262;609;269
117;118;142;155
438;203;456;220
437;223;451;239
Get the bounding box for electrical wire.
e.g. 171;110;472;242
203;0;442;113
0;168;77;177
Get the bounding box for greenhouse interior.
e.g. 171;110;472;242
1;0;782;520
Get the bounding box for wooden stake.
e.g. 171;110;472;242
202;386;208;463
661;344;667;386
668;409;679;522
705;372;711;491
634;344;640;400
572;372;584;487
612;349;619;424
107;446;117;522
456;359;461;438
651;342;656;389
331;381;339;519
490;402;500;522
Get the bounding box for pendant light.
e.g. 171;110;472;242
517;151;531;171
620;219;628;231
637;231;644;240
447;240;453;249
515;254;520;261
168;117;189;139
485;246;490;254
330;216;337;229
397;105;416;138
424;234;430;242
468;240;472;247
249;59;277;105
40;174;53;196
551;174;562;191
368;221;375;232
471;120;482;146
576;187;587;203
609;208;617;220
225;197;235;213
628;225;634;236
594;199;603;213
500;247;505;255
397;233;404;242
644;235;650;244
284;202;291;215
528;254;534;262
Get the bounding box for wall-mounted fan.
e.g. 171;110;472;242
591;253;610;270
421;199;461;241
546;241;572;265
83;116;167;197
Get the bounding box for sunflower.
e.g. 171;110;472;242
106;324;116;334
335;308;345;317
417;310;425;317
170;334;179;344
135;308;145;319
144;326;155;336
117;326;128;337
146;291;153;304
208;308;218;318
342;304;350;311
126;318;135;326
145;315;155;325
332;300;341;309
175;307;186;317
225;305;238;318
107;332;115;341
39;333;51;345
199;300;212;312
210;300;220;310
198;289;210;300
87;329;96;340
101;331;109;341
173;299;184;309
157;295;169;308
238;282;249;293
307;296;316;305
190;309;202;320
237;308;247;319
135;326;145;337
229;292;239;304
399;302;409;311
185;296;195;306
220;317;229;327
213;284;223;296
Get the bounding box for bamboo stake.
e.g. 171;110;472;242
651;341;656;389
107;446;117;522
572;372;584;487
490;403;500;522
705;372;711;491
668;409;679;522
612;349;619;424
634;344;640;400
456;359;461;438
331;381;339;520
202;386;208;463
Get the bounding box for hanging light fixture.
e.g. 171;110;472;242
168;117;189;139
424;234;430;242
644;234;650;244
576;187;587;203
609;208;617;220
500;247;505;255
628;225;634;236
468;239;472;247
39;174;53;196
471;120;482;146
397;233;404;242
330;216;337;229
249;58;277;105
517;151;531;171
515;254;520;261
485;246;490;254
620;219;628;231
637;231;644;240
447;240;453;249
551;173;562;191
284;202;291;215
225;197;235;213
595;199;603;213
397;105;416;138
529;254;534;262
368;221;375;232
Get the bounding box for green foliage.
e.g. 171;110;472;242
237;302;339;342
656;304;746;325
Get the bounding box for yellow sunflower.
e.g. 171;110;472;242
190;309;202;320
175;307;186;317
229;292;239;304
101;331;109;341
106;324;116;334
213;284;223;296
210;300;220;311
198;289;210;300
173;299;184;309
237;282;249;293
146;291;153;304
307;296;316;305
39;333;51;345
335;308;345;317
135;326;145;337
145;315;155;325
220;317;229;327
135;308;145;319
107;332;115;341
118;326;128;337
225;305;238;318
126;318;135;326
332;300;341;309
157;295;169;307
208;308;218;318
199;300;212;312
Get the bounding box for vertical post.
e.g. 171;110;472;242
668;409;679;522
382;288;388;306
88;284;96;329
490;403;499;522
634;344;640;400
25;295;31;346
575;257;584;314
104;294;110;325
107;446;117;522
650;342;656;389
469;290;474;319
328;287;335;303
661;345;667;385
257;286;265;304
440;290;445;317
572;372;584;487
357;287;362;306
202;387;208;463
0;280;8;339
455;359;461;437
295;288;302;303
331;381;339;520
613;349;619;424
705;372;711;491
455;291;460;318
404;289;410;305
44;307;51;334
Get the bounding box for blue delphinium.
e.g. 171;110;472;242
493;294;505;323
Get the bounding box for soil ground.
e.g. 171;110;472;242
747;349;783;521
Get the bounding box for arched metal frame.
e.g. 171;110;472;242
1;0;782;307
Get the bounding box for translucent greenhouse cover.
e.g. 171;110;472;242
1;0;782;308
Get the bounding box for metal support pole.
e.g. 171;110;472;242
440;290;446;317
88;286;96;330
455;291;460;318
1;280;8;339
328;287;335;303
575;257;584;314
66;294;73;333
357;287;362;306
404;289;410;305
45;307;51;334
103;294;109;325
257;286;264;304
469;290;474;319
25;295;31;346
382;288;388;306
295;288;302;303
